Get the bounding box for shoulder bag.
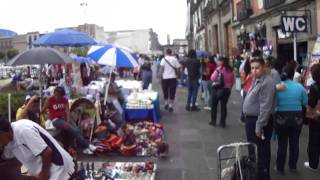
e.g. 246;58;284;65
211;69;224;89
164;58;180;79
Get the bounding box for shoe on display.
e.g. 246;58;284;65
304;162;318;172
89;144;97;152
83;148;94;155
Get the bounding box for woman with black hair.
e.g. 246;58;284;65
304;63;320;171
209;57;234;127
240;57;253;123
274;65;308;173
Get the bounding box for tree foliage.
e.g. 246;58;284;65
6;48;19;60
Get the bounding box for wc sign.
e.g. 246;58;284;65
281;16;308;32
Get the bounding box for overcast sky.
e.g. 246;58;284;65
0;0;187;45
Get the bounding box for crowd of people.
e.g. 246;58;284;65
1;47;320;179
157;48;320;180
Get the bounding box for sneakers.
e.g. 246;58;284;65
89;144;97;152
203;106;211;110
82;148;94;155
304;162;318;172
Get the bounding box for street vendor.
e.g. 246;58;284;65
0;118;74;180
16;95;40;125
108;70;124;104
41;86;97;155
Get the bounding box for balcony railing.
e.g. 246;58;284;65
203;0;217;17
236;1;253;21
263;0;285;9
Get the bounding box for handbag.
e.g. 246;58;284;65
164;58;180;79
305;84;320;120
212;70;224;89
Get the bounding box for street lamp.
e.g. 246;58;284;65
80;2;88;23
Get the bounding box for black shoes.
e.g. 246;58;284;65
186;105;200;111
164;104;169;110
168;107;173;112
191;106;201;111
209;122;216;126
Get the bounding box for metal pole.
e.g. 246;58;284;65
293;33;297;61
8;93;11;122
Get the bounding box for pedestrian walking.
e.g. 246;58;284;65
209;57;234;127
274;65;308;173
304;63;320;171
201;55;216;110
185;49;201;111
141;56;153;89
160;49;181;112
242;58;275;180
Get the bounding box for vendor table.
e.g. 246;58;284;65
124;91;160;123
75;161;156;180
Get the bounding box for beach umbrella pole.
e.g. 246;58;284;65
103;67;113;105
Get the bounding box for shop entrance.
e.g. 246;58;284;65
277;41;307;65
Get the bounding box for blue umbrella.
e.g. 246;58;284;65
196;50;208;58
88;44;139;68
33;29;97;47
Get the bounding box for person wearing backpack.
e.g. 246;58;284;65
209;57;234;127
304;63;320;171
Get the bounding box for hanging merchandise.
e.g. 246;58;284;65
263;43;273;57
249;33;257;53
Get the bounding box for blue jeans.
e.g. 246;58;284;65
187;80;199;106
275;111;303;171
52;119;89;148
142;71;152;89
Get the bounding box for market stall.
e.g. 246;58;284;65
116;80;160;122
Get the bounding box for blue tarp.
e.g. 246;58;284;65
0;29;17;37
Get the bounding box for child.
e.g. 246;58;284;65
80;111;94;138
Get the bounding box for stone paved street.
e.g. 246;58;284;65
81;75;319;180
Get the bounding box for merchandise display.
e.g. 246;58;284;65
93;122;168;157
75;161;156;180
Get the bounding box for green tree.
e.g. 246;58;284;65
71;47;88;57
6;48;19;60
0;51;5;63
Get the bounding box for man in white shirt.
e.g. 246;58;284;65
0;118;74;180
160;49;181;112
